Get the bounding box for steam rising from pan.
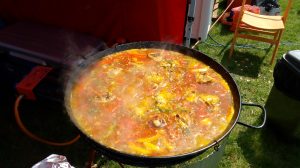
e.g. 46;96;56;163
62;34;107;110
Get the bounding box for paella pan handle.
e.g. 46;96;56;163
237;102;267;129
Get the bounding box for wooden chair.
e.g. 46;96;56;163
229;0;293;65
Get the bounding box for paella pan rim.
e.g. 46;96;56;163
64;41;241;166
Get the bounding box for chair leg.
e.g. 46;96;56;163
229;34;237;59
270;30;284;65
229;22;241;60
229;0;245;60
268;31;279;49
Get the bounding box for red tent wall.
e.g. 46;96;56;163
0;0;187;45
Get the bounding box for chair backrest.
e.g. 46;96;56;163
282;0;293;24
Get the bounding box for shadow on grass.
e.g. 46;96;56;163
237;87;300;168
220;50;265;78
237;126;300;168
237;94;300;168
219;24;233;36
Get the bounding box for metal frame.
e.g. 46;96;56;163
184;0;196;47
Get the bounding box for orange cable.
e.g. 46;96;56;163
14;95;80;146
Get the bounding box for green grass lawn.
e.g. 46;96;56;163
194;0;300;167
1;1;299;168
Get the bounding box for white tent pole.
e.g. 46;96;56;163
184;0;196;47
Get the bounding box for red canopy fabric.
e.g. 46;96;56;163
0;0;187;45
